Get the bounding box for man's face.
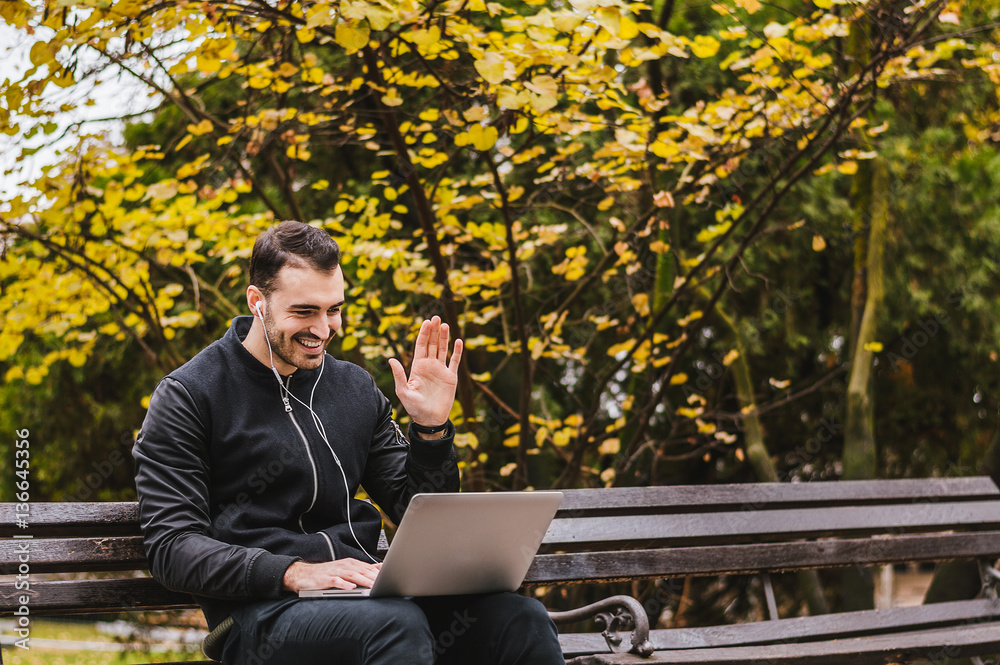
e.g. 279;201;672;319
259;264;345;374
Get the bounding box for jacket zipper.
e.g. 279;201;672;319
283;375;337;560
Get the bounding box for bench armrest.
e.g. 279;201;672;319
547;594;654;657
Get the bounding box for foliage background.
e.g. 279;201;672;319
3;0;1000;624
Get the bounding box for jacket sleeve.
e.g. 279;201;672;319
360;377;460;526
133;377;299;600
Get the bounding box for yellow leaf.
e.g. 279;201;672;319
530;92;558;113
769;378;790;389
812;235;827;252
367;5;396;31
410;25;441;47
306;7;336;29
763;22;788;39
632;293;650;317
499;462;518;476
187;119;214;136
670;372;688;385
26;366;46;385
454;432;479;449
863;342;884;352
525;75;558;97
335;19;370;53
599;438;621;455
342;335;358;351
653;190;674;207
147;181;179;200
382;88;404;107
525;76;558;112
470;124;498;151
651;141;679;159
595;7;621;36
463;106;489;122
690;35;721;58
619;15;639;40
837;160;859;175
475;51;513;85
297;27;316;43
0;0;33;27
734;0;761;13
30;41;55;67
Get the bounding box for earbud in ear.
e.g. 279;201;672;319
254;302;264;319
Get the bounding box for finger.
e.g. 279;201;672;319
427;316;441;358
448;337;464;373
413;319;431;360
329;576;358;590
343;565;381;587
437;322;450;363
388;358;408;394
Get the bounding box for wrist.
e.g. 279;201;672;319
283;561;305;592
410;419;450;440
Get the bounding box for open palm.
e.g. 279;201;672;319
388;316;463;428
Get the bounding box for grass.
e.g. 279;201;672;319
2;619;205;664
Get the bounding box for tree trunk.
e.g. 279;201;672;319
709;296;830;616
840;156;889;612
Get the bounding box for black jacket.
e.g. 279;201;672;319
133;316;459;625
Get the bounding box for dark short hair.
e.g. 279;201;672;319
248;221;341;295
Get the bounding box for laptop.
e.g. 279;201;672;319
299;490;563;598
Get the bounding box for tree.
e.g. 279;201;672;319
3;0;1000;621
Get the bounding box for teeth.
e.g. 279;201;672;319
298;339;322;348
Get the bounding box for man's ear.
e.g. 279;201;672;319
247;285;265;318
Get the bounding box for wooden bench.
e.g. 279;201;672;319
2;477;1000;664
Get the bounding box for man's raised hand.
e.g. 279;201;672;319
387;316;463;433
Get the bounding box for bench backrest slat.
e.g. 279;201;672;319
3;478;998;535
1;502;139;537
0;536;147;574
0;578;196;615
542;500;1000;548
554;477;1000;516
526;531;1000;583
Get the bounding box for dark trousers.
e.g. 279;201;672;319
221;592;564;665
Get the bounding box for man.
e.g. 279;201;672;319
133;221;563;664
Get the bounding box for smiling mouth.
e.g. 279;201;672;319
296;338;324;351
